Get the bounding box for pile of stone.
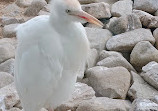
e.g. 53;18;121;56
0;0;158;110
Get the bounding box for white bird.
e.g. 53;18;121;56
14;0;103;111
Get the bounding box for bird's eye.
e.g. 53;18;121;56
66;9;71;13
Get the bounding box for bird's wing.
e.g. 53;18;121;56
14;18;64;107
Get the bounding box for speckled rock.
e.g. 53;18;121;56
0;83;19;111
128;71;158;100
82;2;111;19
79;0;96;4
108;14;142;35
133;9;158;28
97;50;136;72
141;61;158;90
134;0;158;14
24;0;47;16
76;97;131;111
56;82;95;111
15;0;33;8
130;41;158;71
106;28;155;52
0;72;14;89
130;98;158;111
1;17;24;26
86;66;131;99
153;28;158;49
2;24;19;38
0;43;15;63
85;27;112;51
111;0;133;17
0;59;15;76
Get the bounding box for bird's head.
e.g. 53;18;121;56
51;0;103;27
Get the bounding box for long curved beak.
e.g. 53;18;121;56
70;10;103;27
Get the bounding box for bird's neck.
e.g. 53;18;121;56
49;14;74;35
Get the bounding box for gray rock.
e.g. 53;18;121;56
86;66;131;99
85;27;112;51
0;83;19;110
134;0;158;14
104;17;118;29
2;24;19;38
6;108;21;111
128;71;158;100
0;59;15;76
0;38;17;49
56;82;95;111
1;17;24;26
130;98;158;111
155;10;158;16
130;41;158;71
82;2;111;19
79;0;97;4
109;14;142;35
86;49;98;69
0;43;15;63
1;3;23;18
151;95;158;104
15;0;33;8
24;0;47;17
0;72;14;89
153;28;158;49
76;97;131;111
106;28;155;52
111;0;133;17
85;23;103;29
133;9;158;28
141;61;158;90
97;50;136;72
96;0;119;5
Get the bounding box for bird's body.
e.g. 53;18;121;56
15;0;102;111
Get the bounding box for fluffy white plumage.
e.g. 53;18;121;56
14;0;102;111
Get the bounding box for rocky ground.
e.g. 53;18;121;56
0;0;158;111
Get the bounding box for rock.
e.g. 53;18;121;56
76;97;131;111
56;82;95;111
133;0;158;14
6;107;21;111
2;24;19;38
97;50;136;72
24;0;47;17
106;28;155;52
141;61;158;90
79;0;96;4
0;59;15;76
1;17;24;26
108;14;142;35
96;0;119;5
38;4;51;15
155;10;158;16
0;72;14;89
15;0;33;8
130;98;158;111
0;43;15;63
85;27;112;51
0;72;14;88
111;0;133;17
104;17;118;29
133;9;158;28
82;2;111;19
0;38;17;49
1;3;24;18
38;10;50;16
85;23;102;29
128;71;158;100
153;28;158;49
86;66;131;99
86;49;98;69
0;83;19;110
151;95;158;104
130;41;158;71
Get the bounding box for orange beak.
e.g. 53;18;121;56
70;10;103;27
